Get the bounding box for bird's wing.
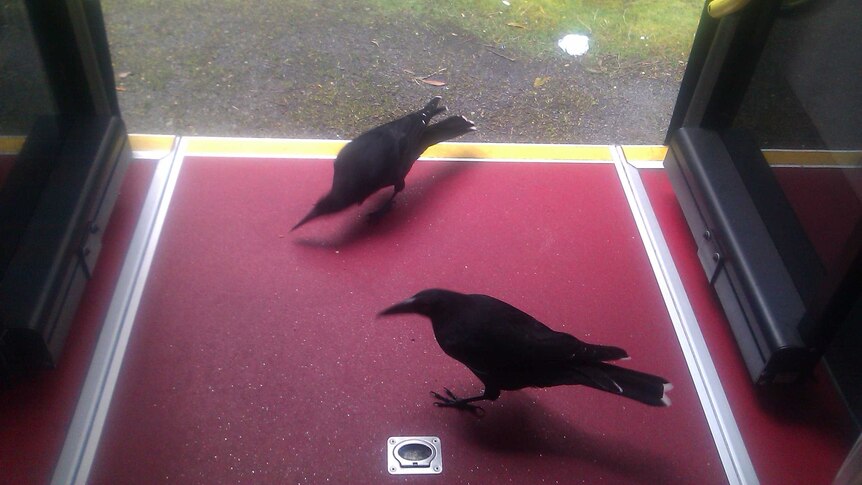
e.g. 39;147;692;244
383;114;429;176
331;130;402;201
331;114;426;198
443;295;627;374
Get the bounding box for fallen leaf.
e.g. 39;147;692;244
533;77;550;88
421;79;447;87
118;71;131;79
506;22;526;29
115;85;126;92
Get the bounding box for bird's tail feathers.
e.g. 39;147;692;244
419;116;476;152
575;365;623;394
576;362;671;407
420;96;447;121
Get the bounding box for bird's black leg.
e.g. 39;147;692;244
368;183;404;220
430;387;498;415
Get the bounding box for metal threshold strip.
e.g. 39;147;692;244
51;136;186;485
613;145;757;485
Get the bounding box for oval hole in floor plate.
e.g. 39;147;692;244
398;443;433;461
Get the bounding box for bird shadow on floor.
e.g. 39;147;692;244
448;392;678;484
292;161;473;249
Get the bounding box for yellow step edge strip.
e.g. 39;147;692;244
622;145;668;163
622;144;862;167
181;136;614;161
2;135;175;156
181;137;346;158
0;136;25;154
762;150;862;167
5;133;861;167
128;134;176;154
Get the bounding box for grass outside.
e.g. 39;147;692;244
102;0;705;143
378;0;701;62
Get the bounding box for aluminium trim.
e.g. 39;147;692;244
612;145;758;485
51;137;187;485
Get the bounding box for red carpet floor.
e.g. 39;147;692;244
773;166;862;268
639;167;857;485
0;159;157;485
88;157;727;484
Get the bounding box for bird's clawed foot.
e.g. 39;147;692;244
430;388;485;416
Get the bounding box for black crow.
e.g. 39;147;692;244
292;97;475;230
380;289;672;412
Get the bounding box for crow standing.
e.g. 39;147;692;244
380;289;672;412
292;97;475;230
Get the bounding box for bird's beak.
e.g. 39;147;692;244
378;297;418;316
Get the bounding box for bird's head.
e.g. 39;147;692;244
378;288;463;318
